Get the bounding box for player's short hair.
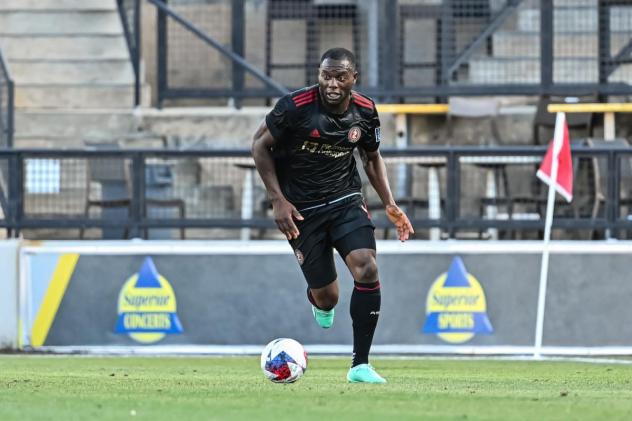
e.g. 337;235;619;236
320;48;356;71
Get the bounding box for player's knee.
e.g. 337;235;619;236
312;286;338;310
316;292;338;311
355;257;378;283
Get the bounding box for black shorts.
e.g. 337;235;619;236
289;194;376;289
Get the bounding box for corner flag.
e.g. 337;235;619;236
536;112;573;202
533;111;574;358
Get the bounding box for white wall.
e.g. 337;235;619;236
0;240;18;349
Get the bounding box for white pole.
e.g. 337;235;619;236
534;112;566;359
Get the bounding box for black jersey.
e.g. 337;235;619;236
265;85;381;208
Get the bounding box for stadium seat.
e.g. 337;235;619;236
80;141;186;240
444;97;514;239
586;138;632;239
533;95;595;146
511;138;605;240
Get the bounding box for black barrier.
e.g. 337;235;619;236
21;243;632;350
2;146;632;240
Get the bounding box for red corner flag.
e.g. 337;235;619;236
536;112;573;202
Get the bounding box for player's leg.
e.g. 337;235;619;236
290;226;338;329
308;279;339;311
334;226;386;383
308;279;338;329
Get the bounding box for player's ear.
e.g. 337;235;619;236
352;70;358;84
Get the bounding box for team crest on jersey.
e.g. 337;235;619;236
348;126;361;143
294;249;305;265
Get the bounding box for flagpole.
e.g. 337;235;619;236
533;112;566;359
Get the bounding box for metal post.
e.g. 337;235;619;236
439;0;455;85
134;0;142;107
157;0;168;109
7;79;13;148
8;154;22;237
380;0;398;102
306;4;318;85
240;168;255;241
540;0;553;91
446;150;458;238
598;0;611;87
231;0;245;109
131;154;146;238
264;1;272;102
608;151;619;239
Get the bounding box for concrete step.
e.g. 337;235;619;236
469;58;632;84
10;59;134;84
493;32;632;58
12;137;106;148
0;35;128;60
518;7;632;32
14;84;151;109
14;109;138;140
0;11;122;35
0;0;116;11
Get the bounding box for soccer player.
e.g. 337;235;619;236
252;47;413;383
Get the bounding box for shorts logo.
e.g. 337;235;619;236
295;249;305;265
375;127;381;143
348;126;361;143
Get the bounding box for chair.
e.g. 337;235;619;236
443;97;513;238
533;95;595;146
585;138;632;238
144;163;186;240
526;95;597;229
80;141;186;240
512;139;605;239
80;144;132;239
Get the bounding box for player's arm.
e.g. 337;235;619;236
359;148;414;241
251;120;303;240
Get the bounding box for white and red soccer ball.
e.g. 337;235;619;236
260;338;308;383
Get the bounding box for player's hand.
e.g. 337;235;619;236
385;204;414;242
272;198;304;240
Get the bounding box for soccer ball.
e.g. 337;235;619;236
260;338;308;383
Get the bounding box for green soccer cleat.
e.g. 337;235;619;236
347;364;387;384
311;306;334;329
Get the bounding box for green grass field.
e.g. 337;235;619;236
1;355;631;420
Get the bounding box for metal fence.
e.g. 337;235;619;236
117;0;142;107
1;146;631;240
0;48;14;148
120;0;632;106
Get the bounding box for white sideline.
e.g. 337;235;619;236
19;239;632;255
33;344;632;358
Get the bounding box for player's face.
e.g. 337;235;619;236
318;58;357;106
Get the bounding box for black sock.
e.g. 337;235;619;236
350;280;381;367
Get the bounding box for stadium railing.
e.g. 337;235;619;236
0;47;14;148
116;0;142;107
1;146;631;240
123;0;632;107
